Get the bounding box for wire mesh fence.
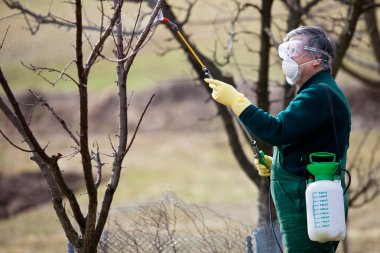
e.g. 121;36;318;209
68;191;282;253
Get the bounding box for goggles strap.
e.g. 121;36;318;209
304;46;332;61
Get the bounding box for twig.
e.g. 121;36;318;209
178;0;198;27
99;52;130;63
124;0;144;58
83;0;124;76
0;25;10;51
0;129;34;152
124;0;162;73
91;141;104;189
124;93;155;155
61;149;80;159
127;90;135;109
22;61;79;87
348;117;377;170
28;89;80;146
108;134;117;155
2;0;159;37
0;67;51;163
0;12;21;22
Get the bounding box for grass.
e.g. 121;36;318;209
0;204;66;253
114;131;258;204
1;1;380;252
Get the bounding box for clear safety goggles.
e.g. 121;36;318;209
278;40;331;61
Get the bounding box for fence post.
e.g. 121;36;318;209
251;221;282;253
246;235;253;253
67;240;75;253
101;230;109;253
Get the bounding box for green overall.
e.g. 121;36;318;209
270;146;348;252
239;71;351;253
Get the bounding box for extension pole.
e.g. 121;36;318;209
162;18;212;78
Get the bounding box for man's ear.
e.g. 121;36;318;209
313;59;322;67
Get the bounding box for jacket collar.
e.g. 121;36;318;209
297;70;331;94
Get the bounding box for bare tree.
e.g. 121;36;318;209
0;0;164;252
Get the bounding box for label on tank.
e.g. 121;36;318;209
312;191;330;228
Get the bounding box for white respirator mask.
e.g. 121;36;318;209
282;56;301;85
278;40;331;85
282;56;319;85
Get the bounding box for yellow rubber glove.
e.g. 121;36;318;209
204;78;251;116
254;155;273;177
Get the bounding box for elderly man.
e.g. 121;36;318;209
204;26;351;253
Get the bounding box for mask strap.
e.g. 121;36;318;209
298;59;322;66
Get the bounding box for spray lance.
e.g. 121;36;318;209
159;17;213;79
156;15;266;164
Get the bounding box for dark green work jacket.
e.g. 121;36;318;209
239;71;351;177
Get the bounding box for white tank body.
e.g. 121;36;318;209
306;180;346;243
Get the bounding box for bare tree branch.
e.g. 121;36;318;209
332;0;364;77
84;1;124;77
125;93;155;155
178;0;198;27
0;67;52;163
22;61;79;86
3;0;98;33
347;112;380;208
0;25;10;51
341;62;380;89
28;89;80;146
108;134;117;155
361;2;380;13
0;129;34;152
124;1;162;74
345;52;379;70
363;0;380;68
350;169;380;207
91;141;104;190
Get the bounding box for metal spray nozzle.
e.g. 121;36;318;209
162;17;178;31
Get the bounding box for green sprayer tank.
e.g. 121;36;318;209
305;152;346;243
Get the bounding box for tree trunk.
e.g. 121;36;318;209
283;0;304;108
364;0;380;65
254;0;274;226
332;0;364;77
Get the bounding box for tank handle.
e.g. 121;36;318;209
309;152;336;164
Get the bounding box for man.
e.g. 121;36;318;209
204;26;351;253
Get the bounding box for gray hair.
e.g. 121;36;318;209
284;26;336;73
